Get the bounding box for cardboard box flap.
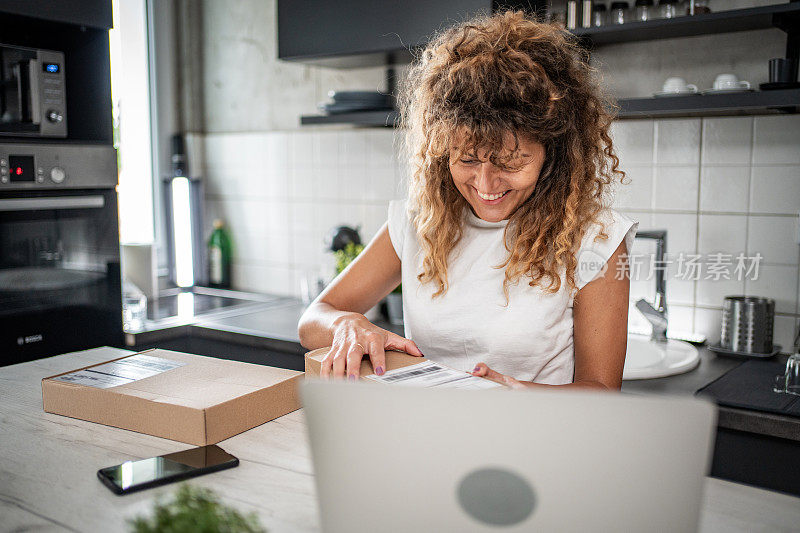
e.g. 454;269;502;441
305;346;426;378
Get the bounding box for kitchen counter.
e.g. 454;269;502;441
3;347;800;532
128;295;800;444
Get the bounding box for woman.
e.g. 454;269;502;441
297;10;638;390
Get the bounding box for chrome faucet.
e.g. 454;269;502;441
634;230;668;343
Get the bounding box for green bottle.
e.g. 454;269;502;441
208;219;232;288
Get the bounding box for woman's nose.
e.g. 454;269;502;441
474;163;502;191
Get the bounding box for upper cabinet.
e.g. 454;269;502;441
277;0;547;68
0;0;112;30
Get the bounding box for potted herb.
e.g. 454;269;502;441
128;483;265;533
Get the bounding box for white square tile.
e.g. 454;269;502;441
315;167;341;201
610;120;654;166
748;216;800;266
696;276;745;308
291;132;314;170
653;166;698;211
699;166;749;213
774;315;799;352
366;130;396;169
701;117;753;166
610;166;653;210
289;201;317;233
340;130;367;167
340;166;367;202
293;230;327;267
655;119;700;166
753;115;800;165
652;212;698;257
750;165;800;215
694;307;723;345
698;214;746;256
289;167;315;200
745;264;798;314
667;304;694;335
313;131;340;169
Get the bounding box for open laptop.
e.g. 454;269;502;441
301;380;717;533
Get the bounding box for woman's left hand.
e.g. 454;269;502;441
471;362;528;390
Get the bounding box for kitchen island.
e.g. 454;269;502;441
2;346;800;532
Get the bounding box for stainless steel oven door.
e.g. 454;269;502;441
0;188;122;365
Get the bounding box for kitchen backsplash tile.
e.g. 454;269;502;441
653;166;698;211
699;165;750;214
752;115;800;165
749;165;800;215
701;117;753;166
655;119;700;166
202;114;800;347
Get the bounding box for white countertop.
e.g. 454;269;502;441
2;347;800;532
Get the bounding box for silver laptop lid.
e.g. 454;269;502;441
301;381;717;533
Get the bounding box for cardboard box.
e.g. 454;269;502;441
42;349;302;445
304;346;428;379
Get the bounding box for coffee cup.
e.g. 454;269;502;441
662;77;697;94
713;73;750;91
769;58;798;84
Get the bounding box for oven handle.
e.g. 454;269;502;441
0;195;105;211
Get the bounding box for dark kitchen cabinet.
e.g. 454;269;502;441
277;0;547;68
0;0;111;30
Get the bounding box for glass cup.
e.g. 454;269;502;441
774;353;800;396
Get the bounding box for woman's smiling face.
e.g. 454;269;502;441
448;133;546;223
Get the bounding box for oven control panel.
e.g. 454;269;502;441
0;143;117;189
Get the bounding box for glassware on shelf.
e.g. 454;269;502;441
659;0;680;19
634;0;655;21
610;1;629;25
592;2;607;26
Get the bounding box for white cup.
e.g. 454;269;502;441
713;73;751;90
662;77;697;94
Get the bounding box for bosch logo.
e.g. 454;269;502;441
19;334;44;345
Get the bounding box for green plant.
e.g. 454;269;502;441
392;282;402;294
333;242;365;274
128;483;266;533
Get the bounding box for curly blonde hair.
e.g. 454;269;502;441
397;9;625;305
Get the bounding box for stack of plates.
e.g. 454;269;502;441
318;90;395;114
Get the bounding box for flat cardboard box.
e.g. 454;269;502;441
42;349;302;445
304;346;429;379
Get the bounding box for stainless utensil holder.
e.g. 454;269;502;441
720;296;775;354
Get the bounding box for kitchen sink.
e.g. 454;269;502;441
623;333;700;380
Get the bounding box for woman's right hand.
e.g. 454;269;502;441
320;312;424;380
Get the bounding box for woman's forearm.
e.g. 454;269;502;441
297;301;362;351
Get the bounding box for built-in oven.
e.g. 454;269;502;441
0;142;122;365
0;43;67;138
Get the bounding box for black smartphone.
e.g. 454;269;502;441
97;444;239;495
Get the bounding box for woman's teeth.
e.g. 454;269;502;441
477;190;509;201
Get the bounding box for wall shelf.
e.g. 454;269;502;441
297;3;800;127
618;88;800;118
572;3;800;46
300;88;800;126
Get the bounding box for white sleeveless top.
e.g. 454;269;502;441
387;199;638;384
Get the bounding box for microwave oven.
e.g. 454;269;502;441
0;43;67;138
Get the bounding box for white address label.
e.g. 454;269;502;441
365;360;502;389
52;353;186;389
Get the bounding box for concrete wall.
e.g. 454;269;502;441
185;0;799;348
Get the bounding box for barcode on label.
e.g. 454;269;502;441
381;364;446;383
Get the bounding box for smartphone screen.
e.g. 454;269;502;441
97;444;238;495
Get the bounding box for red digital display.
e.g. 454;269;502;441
9;155;34;182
